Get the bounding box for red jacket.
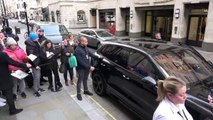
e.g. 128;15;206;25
3;47;28;71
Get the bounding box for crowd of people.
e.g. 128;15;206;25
0;27;97;115
1;26;213;119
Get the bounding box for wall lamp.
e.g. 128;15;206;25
175;8;180;19
130;10;133;19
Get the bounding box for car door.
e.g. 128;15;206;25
127;52;160;118
88;30;98;47
110;48;160;119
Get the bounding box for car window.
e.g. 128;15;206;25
98;45;117;60
90;31;96;36
113;47;129;68
40;25;68;36
96;30;112;37
81;30;90;35
153;49;213;84
127;50;156;78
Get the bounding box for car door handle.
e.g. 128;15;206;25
123;75;130;80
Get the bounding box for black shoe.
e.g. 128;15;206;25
21;92;27;99
38;88;45;93
41;78;48;82
13;94;17;101
84;91;93;96
10;108;23;115
48;86;53;90
77;94;82;101
34;92;41;97
58;83;63;88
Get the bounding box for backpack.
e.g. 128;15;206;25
68;54;77;68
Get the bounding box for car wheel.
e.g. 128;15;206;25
92;72;106;96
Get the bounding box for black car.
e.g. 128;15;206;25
91;40;213;120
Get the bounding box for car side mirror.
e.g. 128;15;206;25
142;76;157;86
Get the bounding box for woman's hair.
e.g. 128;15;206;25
156;76;186;101
43;40;53;48
68;34;73;38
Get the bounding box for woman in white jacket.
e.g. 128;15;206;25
153;77;193;120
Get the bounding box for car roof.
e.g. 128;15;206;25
102;39;189;56
32;21;64;26
80;28;107;32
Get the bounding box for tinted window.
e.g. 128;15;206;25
127;50;156;78
153;48;213;84
90;31;96;36
98;45;117;59
81;30;90;35
40;25;68;36
96;30;112;37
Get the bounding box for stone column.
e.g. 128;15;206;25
115;7;126;36
171;0;189;43
96;9;99;29
129;6;142;38
202;0;213;52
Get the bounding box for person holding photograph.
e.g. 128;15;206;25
3;37;28;100
0;52;31;115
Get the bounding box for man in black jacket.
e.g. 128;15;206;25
74;37;96;101
25;32;45;97
0;52;31;115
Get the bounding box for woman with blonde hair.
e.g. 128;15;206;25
153;77;193;120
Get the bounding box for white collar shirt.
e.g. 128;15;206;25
153;98;193;120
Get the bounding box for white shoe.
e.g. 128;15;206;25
0;97;6;102
0;101;6;107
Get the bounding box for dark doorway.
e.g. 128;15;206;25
125;15;130;35
186;15;207;47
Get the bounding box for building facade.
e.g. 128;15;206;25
47;0;213;51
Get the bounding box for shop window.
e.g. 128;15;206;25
77;10;86;22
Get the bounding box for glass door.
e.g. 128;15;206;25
153;16;173;41
187;16;207;47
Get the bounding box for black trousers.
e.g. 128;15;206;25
76;68;90;94
63;63;73;82
46;66;61;88
2;88;16;112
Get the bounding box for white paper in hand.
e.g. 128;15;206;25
28;54;37;61
46;52;54;59
11;70;29;80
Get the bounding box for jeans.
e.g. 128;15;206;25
12;76;26;95
32;67;41;92
76;68;90;94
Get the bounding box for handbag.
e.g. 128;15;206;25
68;54;77;68
59;63;65;73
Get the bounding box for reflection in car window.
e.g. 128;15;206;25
40;25;68;36
98;45;117;59
90;31;96;36
96;30;112;37
153;49;213;84
81;30;90;35
127;50;156;78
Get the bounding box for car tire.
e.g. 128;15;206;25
92;72;106;96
